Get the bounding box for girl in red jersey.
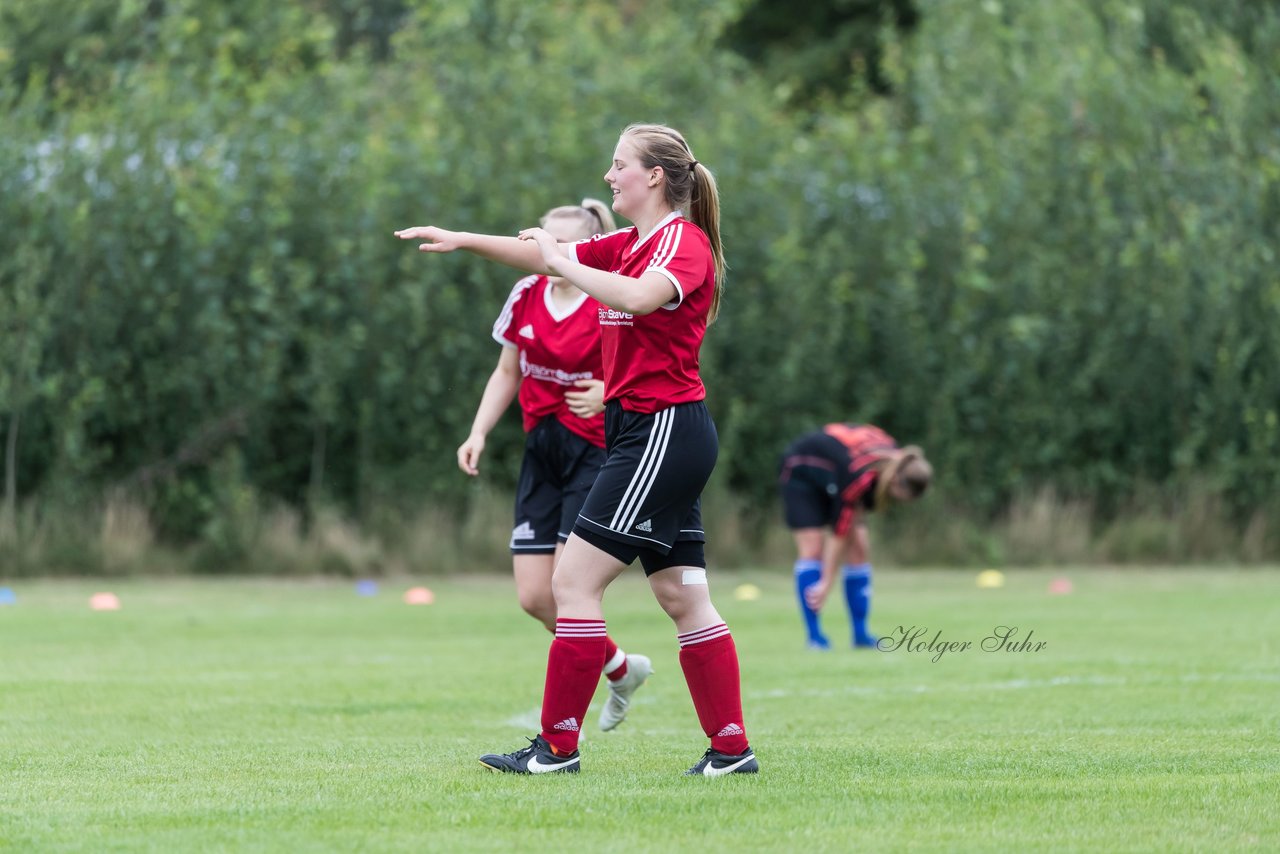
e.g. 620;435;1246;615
396;123;755;777
460;199;652;733
778;424;932;650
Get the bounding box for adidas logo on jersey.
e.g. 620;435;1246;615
716;723;745;738
512;521;536;540
635;519;653;533
518;324;535;339
552;717;580;732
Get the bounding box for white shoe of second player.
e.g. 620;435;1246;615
599;653;653;731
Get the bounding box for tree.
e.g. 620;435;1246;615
0;243;51;531
721;0;919;105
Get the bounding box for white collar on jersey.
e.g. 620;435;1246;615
543;279;590;322
627;210;684;256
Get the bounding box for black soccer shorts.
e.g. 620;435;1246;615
572;400;717;574
510;417;607;555
778;438;843;531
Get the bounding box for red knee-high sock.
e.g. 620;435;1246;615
678;623;750;755
539;619;608;754
539;624;625;683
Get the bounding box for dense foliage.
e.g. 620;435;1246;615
2;0;1279;568
721;0;920;103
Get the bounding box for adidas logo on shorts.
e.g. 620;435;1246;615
552;717;580;732
635;519;653;533
512;521;536;540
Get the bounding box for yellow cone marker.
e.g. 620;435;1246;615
975;570;1005;589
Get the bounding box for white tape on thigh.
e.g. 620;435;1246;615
682;569;708;586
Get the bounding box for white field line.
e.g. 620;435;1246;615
753;671;1280;700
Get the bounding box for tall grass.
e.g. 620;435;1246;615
1;484;1277;576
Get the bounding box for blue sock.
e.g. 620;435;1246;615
794;559;828;648
843;563;875;646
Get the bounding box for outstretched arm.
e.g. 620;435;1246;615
519;227;677;315
394;226;572;275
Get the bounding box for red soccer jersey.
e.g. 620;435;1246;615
570;212;713;413
492;275;606;448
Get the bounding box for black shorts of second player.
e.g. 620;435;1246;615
778;448;842;531
510;417;607;555
573;400;717;575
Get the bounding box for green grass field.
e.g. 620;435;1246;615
2;568;1277;852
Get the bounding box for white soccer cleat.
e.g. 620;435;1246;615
599;653;653;731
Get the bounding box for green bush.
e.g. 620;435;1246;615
2;0;1279;570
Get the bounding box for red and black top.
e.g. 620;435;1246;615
780;424;899;535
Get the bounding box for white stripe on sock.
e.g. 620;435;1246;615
557;620;607;638
603;648;627;675
678;622;730;647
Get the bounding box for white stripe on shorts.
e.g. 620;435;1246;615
609;408;674;534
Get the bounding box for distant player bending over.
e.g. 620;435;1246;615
779;423;931;649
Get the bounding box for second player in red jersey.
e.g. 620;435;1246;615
457;200;652;733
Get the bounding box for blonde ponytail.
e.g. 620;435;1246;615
688;162;725;324
541;198;617;241
578;197;616;235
